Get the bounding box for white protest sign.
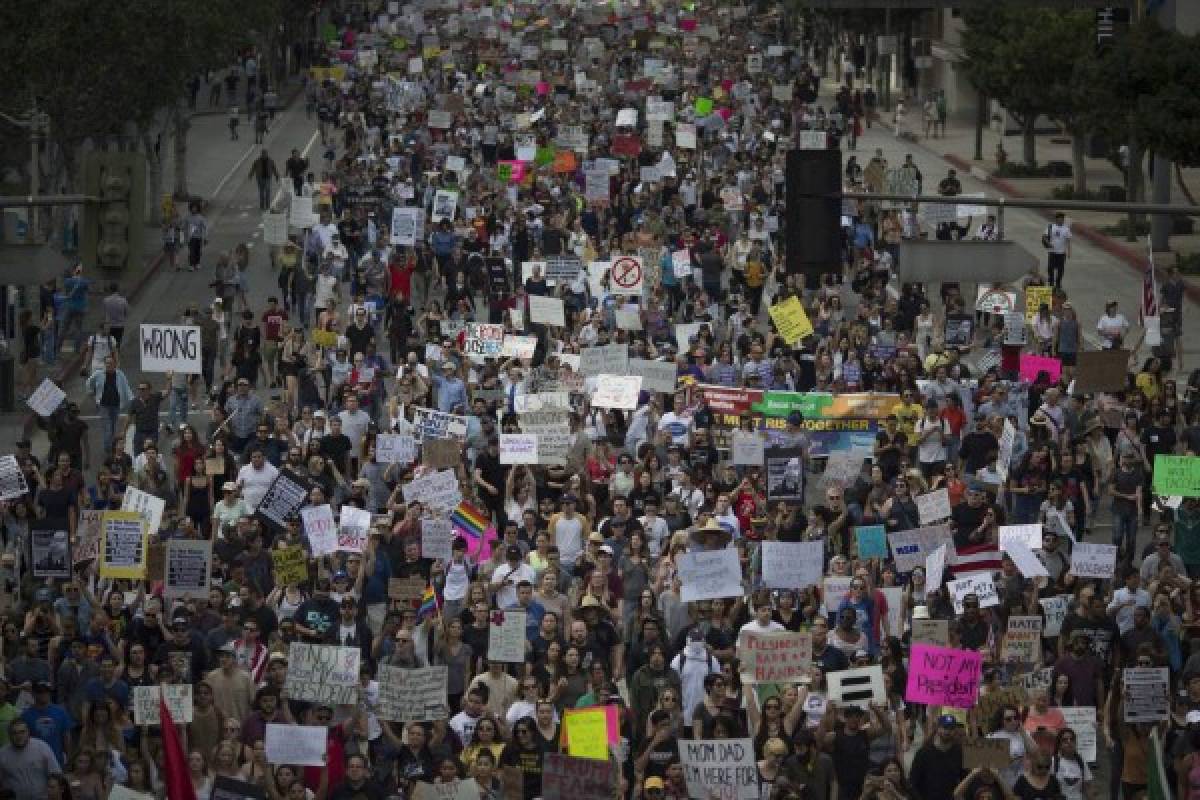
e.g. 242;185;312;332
411;407;469;441
671;249;692;278
376;434;417;465
999;524;1042;551
133;684;193;725
377;665;450;722
431;189;458;222
826;665;886;710
591;375;642;409
614;309;642;331
675;123;697;149
1123;667;1170;722
1007;542;1049;579
1003;312;1027;346
265;724;327;766
1059;707;1097;761
165;540;211;600
401;469;462;512
680;739;757;800
285;643;361;706
420;518;454;561
0;455;30;501
337;506;372;552
391;207;424;246
1001;616;1043;663
678;548;744;602
499;434;539;465
949;572;999;613
997;419;1016;481
1039;595;1069;637
615;107;638;127
464;323;505;357
27;379;66;417
528;295;566;327
1069;542;1118;579
121;486;166;537
731;432;765;466
760;541;823;589
263;212;288;246
488;609;526;662
579;344;629;376
139;324;202;373
915;488;951;524
926;544;947;591
501;335;537;359
888;525;952;573
822;450;867;488
427;110;453;129
301;504;338;556
628;358;677;394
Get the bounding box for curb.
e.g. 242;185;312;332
943;153;1200;307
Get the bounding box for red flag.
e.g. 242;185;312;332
160;696;197;800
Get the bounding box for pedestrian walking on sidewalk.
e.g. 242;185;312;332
84;355;133;456
228;107;240;140
893;100;906;138
1043;212;1072;289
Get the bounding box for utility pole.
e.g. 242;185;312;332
1150;0;1174;252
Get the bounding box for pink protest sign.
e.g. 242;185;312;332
680;18;696;31
1019;354;1062;383
905;643;982;709
536;81;550;96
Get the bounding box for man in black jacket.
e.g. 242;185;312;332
908;715;965;800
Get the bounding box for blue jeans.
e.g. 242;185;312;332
1112;510;1138;553
168;386;189;431
99;405;121;456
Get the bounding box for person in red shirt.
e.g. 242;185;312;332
261;297;288;389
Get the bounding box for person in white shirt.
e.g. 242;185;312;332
236;449;279;511
337;394;372;462
1106;568;1151;635
1045;211;1072;289
915;401;949;479
640;497;671;559
738;596;785;636
1096;300;1130;350
490;545;536;609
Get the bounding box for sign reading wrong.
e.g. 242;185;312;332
140;324;202;373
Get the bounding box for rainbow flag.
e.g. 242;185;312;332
416;584;440;624
450;501;498;560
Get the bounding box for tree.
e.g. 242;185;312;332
960;7;1091;167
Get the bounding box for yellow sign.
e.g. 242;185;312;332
310;66;348;83
768;296;815;345
312;329;338;347
1025;286;1053;321
99;511;147;580
563;707;609;761
272;546;309;586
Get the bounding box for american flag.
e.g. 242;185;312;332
950;541;1003;574
1141;235;1158;324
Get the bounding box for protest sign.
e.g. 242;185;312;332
1025;285;1054;320
544;255;583;282
949;572;999;613
768;296;813;344
74;509;103;566
915;488;951;524
1017;667;1054;694
30;525;69;578
1152;455;1200;497
391;207;423;245
255;472;310;529
122;486;166;537
963;739;1011;771
421;518;455;561
413;782;481;800
854;525;888;559
377;665;449;722
488;609;526;662
1059;707;1097;761
563;707;611;761
542;753;614;800
905;643;983;709
0;455;28;502
826;666;886;710
110;787;155;800
1069;542;1118;579
388;577;427;609
529;295;567;327
911;618;949;646
272;545;308;586
677;548;743;602
1123;667;1170;722
591;375;642;409
888;525;952;573
211;776;268;800
99;511;146;579
422;439;462;469
821;450;867;488
285;643;361;705
629;358;677;394
431;189;458;223
1074;349;1130;393
165;540;211;600
402;468;462;512
337;506;372;552
265;724;327;766
301;504;338;556
263;212;288;246
1003;311;1027;345
501;335;538;359
736;631;811;684
765;446;805;505
579;344;628;376
133;684;193;725
999;524;1042;551
760;541;823;592
821;576;853;615
1039;595;1069;637
26;379;66;417
1000;616;1042;663
614;308;642;331
375;434;417;464
412;407;470;441
731;432;765;466
680;739;758;800
1019;354;1062;383
499;434;539;464
1007;542;1049;579
139;324;202;373
465;323;505;357
926;543;947;591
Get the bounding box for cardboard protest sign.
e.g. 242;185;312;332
272;545;308;586
139;324;202;373
133;684;193;725
465;323;505;357
99;511;146;579
827;665;887;710
301;504;338;556
529;295;567;326
26;379;66;417
1000;616;1042;663
905;643;983;709
420;518;454;561
680;739;758;800
1152;455;1200;497
376;434;417;464
949;572;999;613
1069;542;1118;579
422;439;462;469
768;296;813;344
736;631;811;684
488;609;526;662
541;753;614;800
165;540;211;600
911;618;949;646
388;577;427;609
963;739;1011;771
591;375;642;409
1039;595;1069;637
412;407;470;441
915;488;952;524
413;783;481;800
284;643;361;705
578;344;628;376
337;506;372;552
377;665;449;722
401;468;462;511
1074;349;1130;393
499;434;539;464
1123;667;1169;722
74;509;103;566
731;432;765;466
30;525;69;578
265;724;327;766
677;548;743;602
628;358;677;394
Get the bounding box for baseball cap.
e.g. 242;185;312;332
588;531;605;543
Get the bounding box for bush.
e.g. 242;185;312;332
1050;185;1105;201
1100;218;1152;237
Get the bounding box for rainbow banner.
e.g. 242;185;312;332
450;501;498;561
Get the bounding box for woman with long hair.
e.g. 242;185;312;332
461;715;506;771
180;453;214;533
555;645;589;711
188;750;214;800
470;749;501;800
64;749;109;800
1051;728;1094;800
431;616;475;713
78;702;126;758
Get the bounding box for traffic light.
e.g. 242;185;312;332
81;152;145;272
